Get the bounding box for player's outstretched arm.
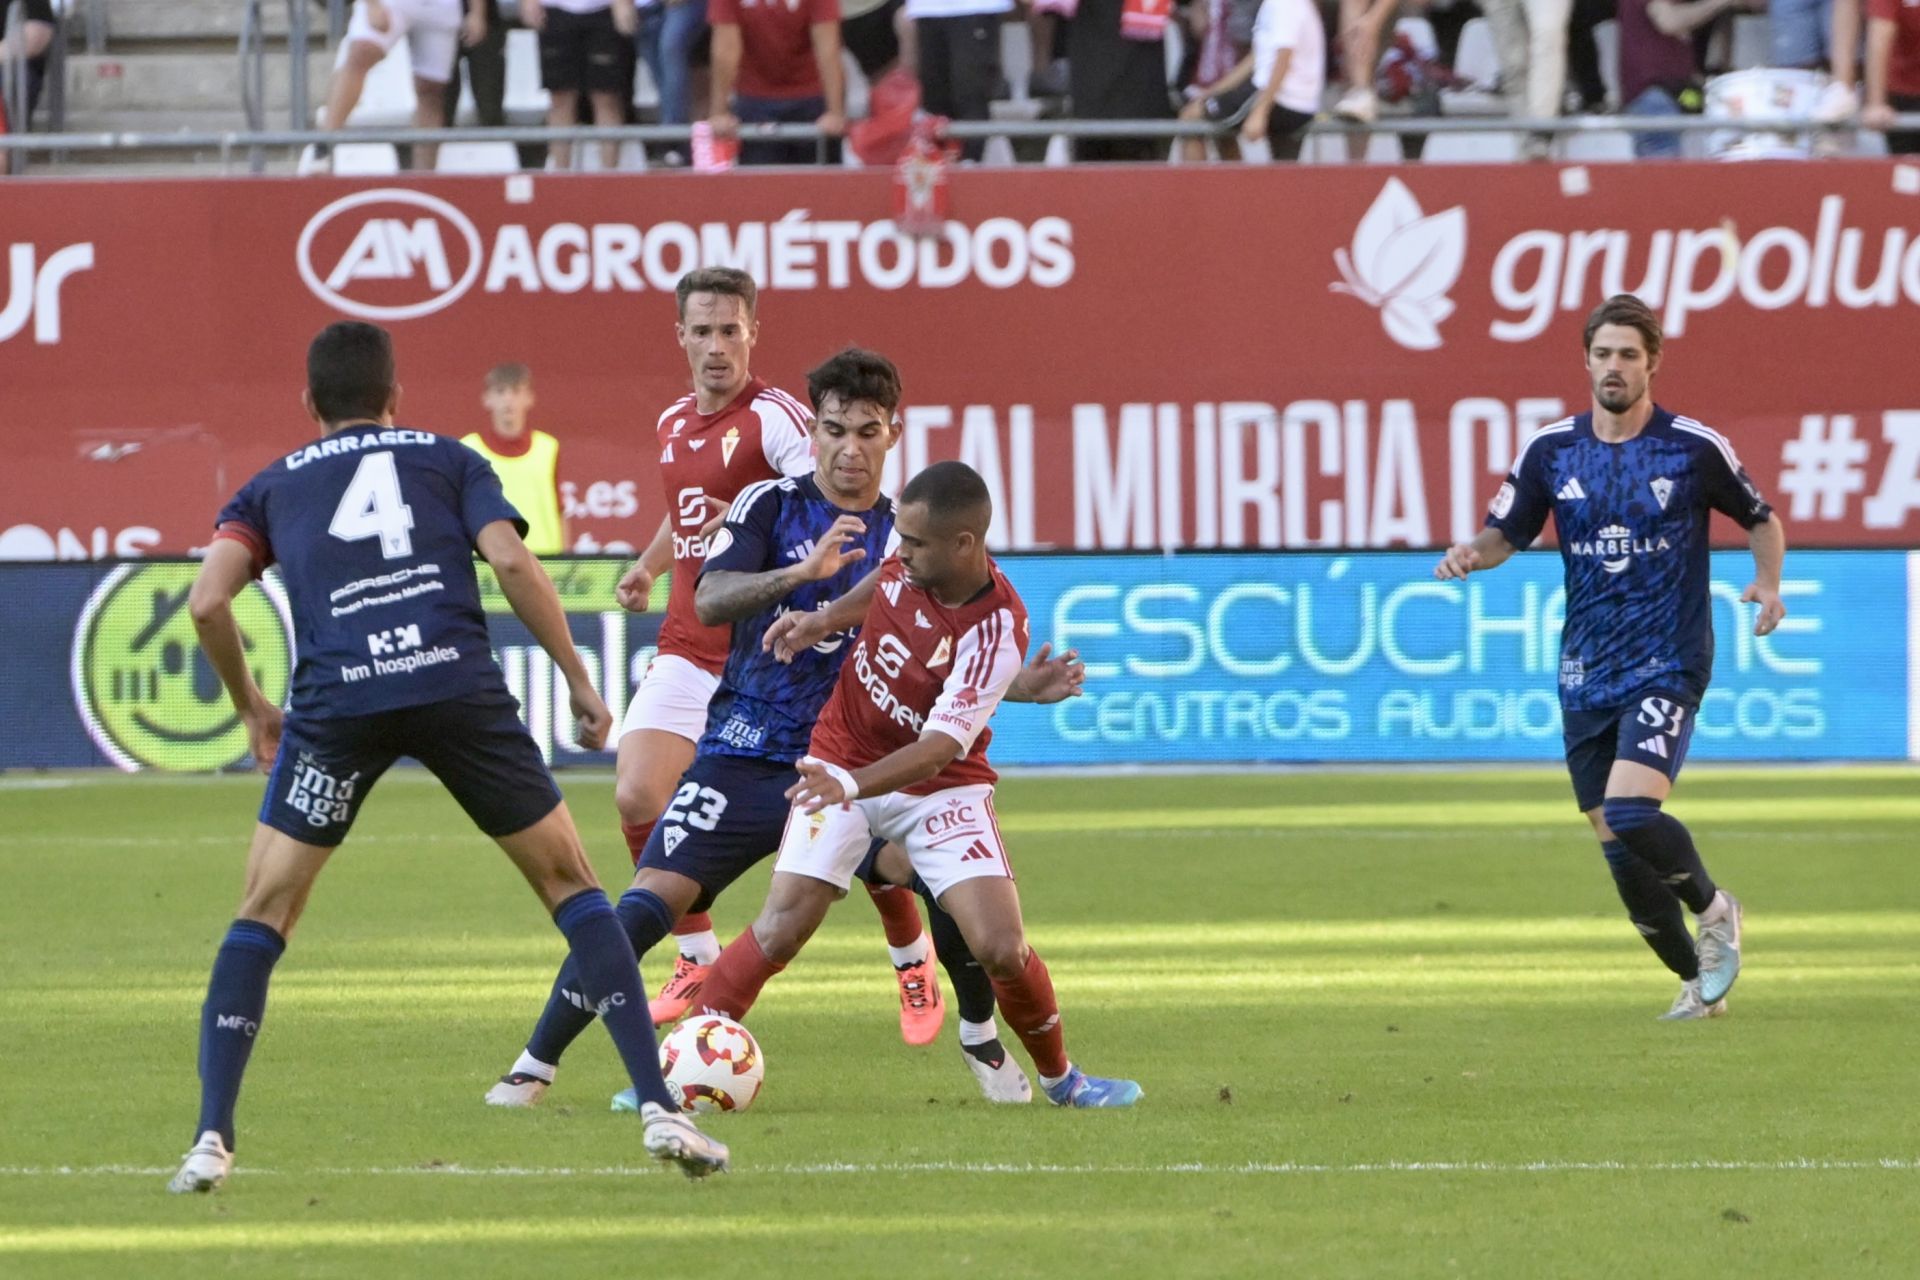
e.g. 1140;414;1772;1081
1005;642;1084;704
1434;528;1519;581
1741;513;1788;637
788;734;964;814
478;520;613;749
697;512;870;627
188;539;283;772
761;566;882;662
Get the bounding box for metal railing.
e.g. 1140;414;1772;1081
2;112;1918;174
241;0;317;131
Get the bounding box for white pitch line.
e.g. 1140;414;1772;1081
1;1159;1914;1178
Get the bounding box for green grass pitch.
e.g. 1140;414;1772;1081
2;766;1917;1278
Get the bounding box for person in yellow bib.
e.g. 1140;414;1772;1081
463;363;569;555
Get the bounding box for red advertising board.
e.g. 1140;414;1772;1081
4;161;1920;557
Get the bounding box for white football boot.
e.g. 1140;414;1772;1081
167;1130;233;1194
484;1072;552;1107
1695;892;1743;1005
961;1041;1032;1104
1658;978;1728;1021
641;1102;730;1178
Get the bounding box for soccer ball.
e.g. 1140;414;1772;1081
659;1015;764;1114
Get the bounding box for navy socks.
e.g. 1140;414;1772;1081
549;890;677;1111
194;919;286;1149
1602;797;1718;914
528;888;676;1069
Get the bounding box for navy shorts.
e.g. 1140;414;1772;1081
258;691;561;848
638;754;800;913
1562;689;1700;813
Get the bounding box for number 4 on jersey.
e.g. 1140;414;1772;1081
329;451;415;559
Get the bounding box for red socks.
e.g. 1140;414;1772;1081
865;882;924;948
620;820;655;868
989;947;1068;1079
697;929;785;1020
675;911;714;938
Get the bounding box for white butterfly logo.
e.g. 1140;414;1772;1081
1332;177;1468;352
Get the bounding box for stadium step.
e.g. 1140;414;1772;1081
99;0;306;44
59;49;333;116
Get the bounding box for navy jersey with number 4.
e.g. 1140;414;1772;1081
1484;407;1773;711
695;475;897;763
214;424;525;719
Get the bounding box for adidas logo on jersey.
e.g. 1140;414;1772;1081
1651;476;1674;510
1556;477;1587;501
880;580;902;606
785;538;817;563
661;443;674;463
662;826;686;856
914;610;933;629
1637;735;1671;759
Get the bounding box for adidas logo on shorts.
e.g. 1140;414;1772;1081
1637;735;1670;759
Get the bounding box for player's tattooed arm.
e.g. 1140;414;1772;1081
762;566;881;662
1005;642;1084;704
698;513;871;626
188;538;282;772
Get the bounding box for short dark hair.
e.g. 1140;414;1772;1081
675;267;757;319
1582;294;1662;358
308;322;395;424
484;362;531;391
806;347;902;417
901;460;992;536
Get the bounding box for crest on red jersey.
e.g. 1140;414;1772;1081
930;635;952;667
722;426;742;466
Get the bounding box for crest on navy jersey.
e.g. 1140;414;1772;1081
1651;477;1673;510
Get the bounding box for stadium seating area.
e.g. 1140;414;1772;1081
0;0;1895;172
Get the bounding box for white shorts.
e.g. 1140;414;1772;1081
618;652;721;744
339;0;464;84
773;784;1013;901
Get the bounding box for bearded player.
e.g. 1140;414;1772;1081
609;268;941;1042
698;460;1142;1109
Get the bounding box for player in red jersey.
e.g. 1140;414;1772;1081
698;461;1142;1108
607;268;938;1038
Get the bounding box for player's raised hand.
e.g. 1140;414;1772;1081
243;701;283;774
568;681;613;751
763;607;832;663
787;756;853;814
1015;643;1085;703
797;514;869;582
1434;543;1481;580
1742;583;1787;637
615;562;654;613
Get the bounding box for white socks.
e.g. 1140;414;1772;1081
1698;890;1732;924
959;1017;999;1047
677;930;721;966
511;1050;556;1082
887;934;932;970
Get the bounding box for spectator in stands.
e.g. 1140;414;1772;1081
1237;0;1327;156
1772;0;1836;71
1863;0;1920;152
0;0;58;128
1617;0;1750;156
1480;0;1572;146
1566;0;1614;111
843;0;909;77
449;0;507;128
907;0;1013;159
709;0;845;163
1330;0;1402;122
1056;0;1177;161
1175;0;1261;160
639;0;711;160
524;0;637;169
322;0;487;169
462;364;569;556
1821;0;1862;119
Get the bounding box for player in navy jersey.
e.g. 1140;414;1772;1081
1437;294;1787;1020
485;349;1082;1110
167;323;727;1193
